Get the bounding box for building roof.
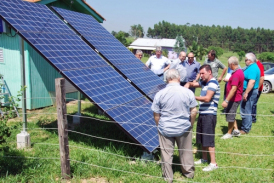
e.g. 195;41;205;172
130;38;177;48
24;0;105;22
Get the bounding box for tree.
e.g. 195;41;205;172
115;31;127;46
130;24;144;38
111;31;117;36
173;35;186;53
162;49;168;57
237;51;245;61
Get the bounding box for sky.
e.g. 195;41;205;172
87;0;274;36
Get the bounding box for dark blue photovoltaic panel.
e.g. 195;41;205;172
107;97;158;152
52;7;166;100
0;0;159;152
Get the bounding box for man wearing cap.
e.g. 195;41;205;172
146;46;170;80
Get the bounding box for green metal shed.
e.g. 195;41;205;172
0;0;105;109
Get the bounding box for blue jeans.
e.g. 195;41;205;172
240;89;258;133
252;91;262;122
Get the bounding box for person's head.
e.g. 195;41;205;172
155;46;162;58
199;64;213;82
208;50;216;61
165;69;180;83
179;51;186;62
135;50;143;60
245;53;256;66
227;56;239;70
188;52;195;63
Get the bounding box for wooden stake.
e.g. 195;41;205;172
56;78;71;179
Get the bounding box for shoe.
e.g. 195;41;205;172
221;133;232;139
232;129;241;137
194;159;208;165
240;130;247;135
202;163;218;172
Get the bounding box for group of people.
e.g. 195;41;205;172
136;47;264;181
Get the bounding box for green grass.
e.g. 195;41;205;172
1;52;274;182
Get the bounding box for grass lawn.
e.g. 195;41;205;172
1;53;273;182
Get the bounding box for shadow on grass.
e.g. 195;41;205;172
220;125;228;134
0;147;36;177
36;110;144;158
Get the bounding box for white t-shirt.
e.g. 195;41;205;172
146;55;169;75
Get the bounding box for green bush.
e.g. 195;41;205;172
207;46;224;58
162;49;168;57
143;53;149;58
257;52;274;62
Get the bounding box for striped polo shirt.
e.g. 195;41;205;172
199;78;220;115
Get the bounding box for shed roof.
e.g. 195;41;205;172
24;0;105;22
130;38;177;48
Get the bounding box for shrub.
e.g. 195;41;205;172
207;46;224;58
257;52;274;62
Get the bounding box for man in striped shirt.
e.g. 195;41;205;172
184;64;220;172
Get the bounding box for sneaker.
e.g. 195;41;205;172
221;133;232;139
202;163;218;172
232;129;241;137
194;159;208;165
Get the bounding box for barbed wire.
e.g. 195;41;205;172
66;130;274;155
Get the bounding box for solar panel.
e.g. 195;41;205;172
0;0;158;152
52;7;166;100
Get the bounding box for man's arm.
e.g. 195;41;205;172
184;81;201;88
222;85;237;108
195;90;215;103
153;112;160;126
218;67;227;83
243;79;255;101
190;107;197;126
163;64;170;72
259;76;264;89
194;73;200;82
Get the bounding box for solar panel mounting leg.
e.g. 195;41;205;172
17;37;30;149
141;152;154;161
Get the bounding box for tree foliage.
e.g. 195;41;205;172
146;21;274;53
173;35;186;53
258;52;274;62
237;51;245;61
130;24;144;38
188;41;207;60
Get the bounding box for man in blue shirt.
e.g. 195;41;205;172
151;69;198;181
184;52;201;93
240;53;260;134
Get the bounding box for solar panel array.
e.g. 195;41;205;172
52;7;166;100
0;0;158;152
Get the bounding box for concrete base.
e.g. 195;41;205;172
73;112;81;124
17;131;31;149
141;152;154;161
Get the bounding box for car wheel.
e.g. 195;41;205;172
262;81;271;93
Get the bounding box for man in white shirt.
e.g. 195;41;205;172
146;46;170;80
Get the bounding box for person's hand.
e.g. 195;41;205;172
218;77;222;83
243;92;248;101
193;80;197;83
223;78;228;82
222;101;228;108
184;82;190;88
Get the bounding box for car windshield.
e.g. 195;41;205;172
265;67;274;75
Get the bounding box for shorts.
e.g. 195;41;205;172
196;114;216;147
225;101;240;122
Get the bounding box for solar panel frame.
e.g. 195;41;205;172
0;0;159;153
51;7;166;100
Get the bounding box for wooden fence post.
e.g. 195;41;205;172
55;78;71;179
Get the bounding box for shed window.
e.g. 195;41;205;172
0;49;3;63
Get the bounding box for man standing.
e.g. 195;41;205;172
221;56;244;139
196;50;227;82
240;53;260;134
184;65;220;172
185;52;201;93
252;56;264;123
135;49;143;60
152;69;197;181
146;46;170;80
